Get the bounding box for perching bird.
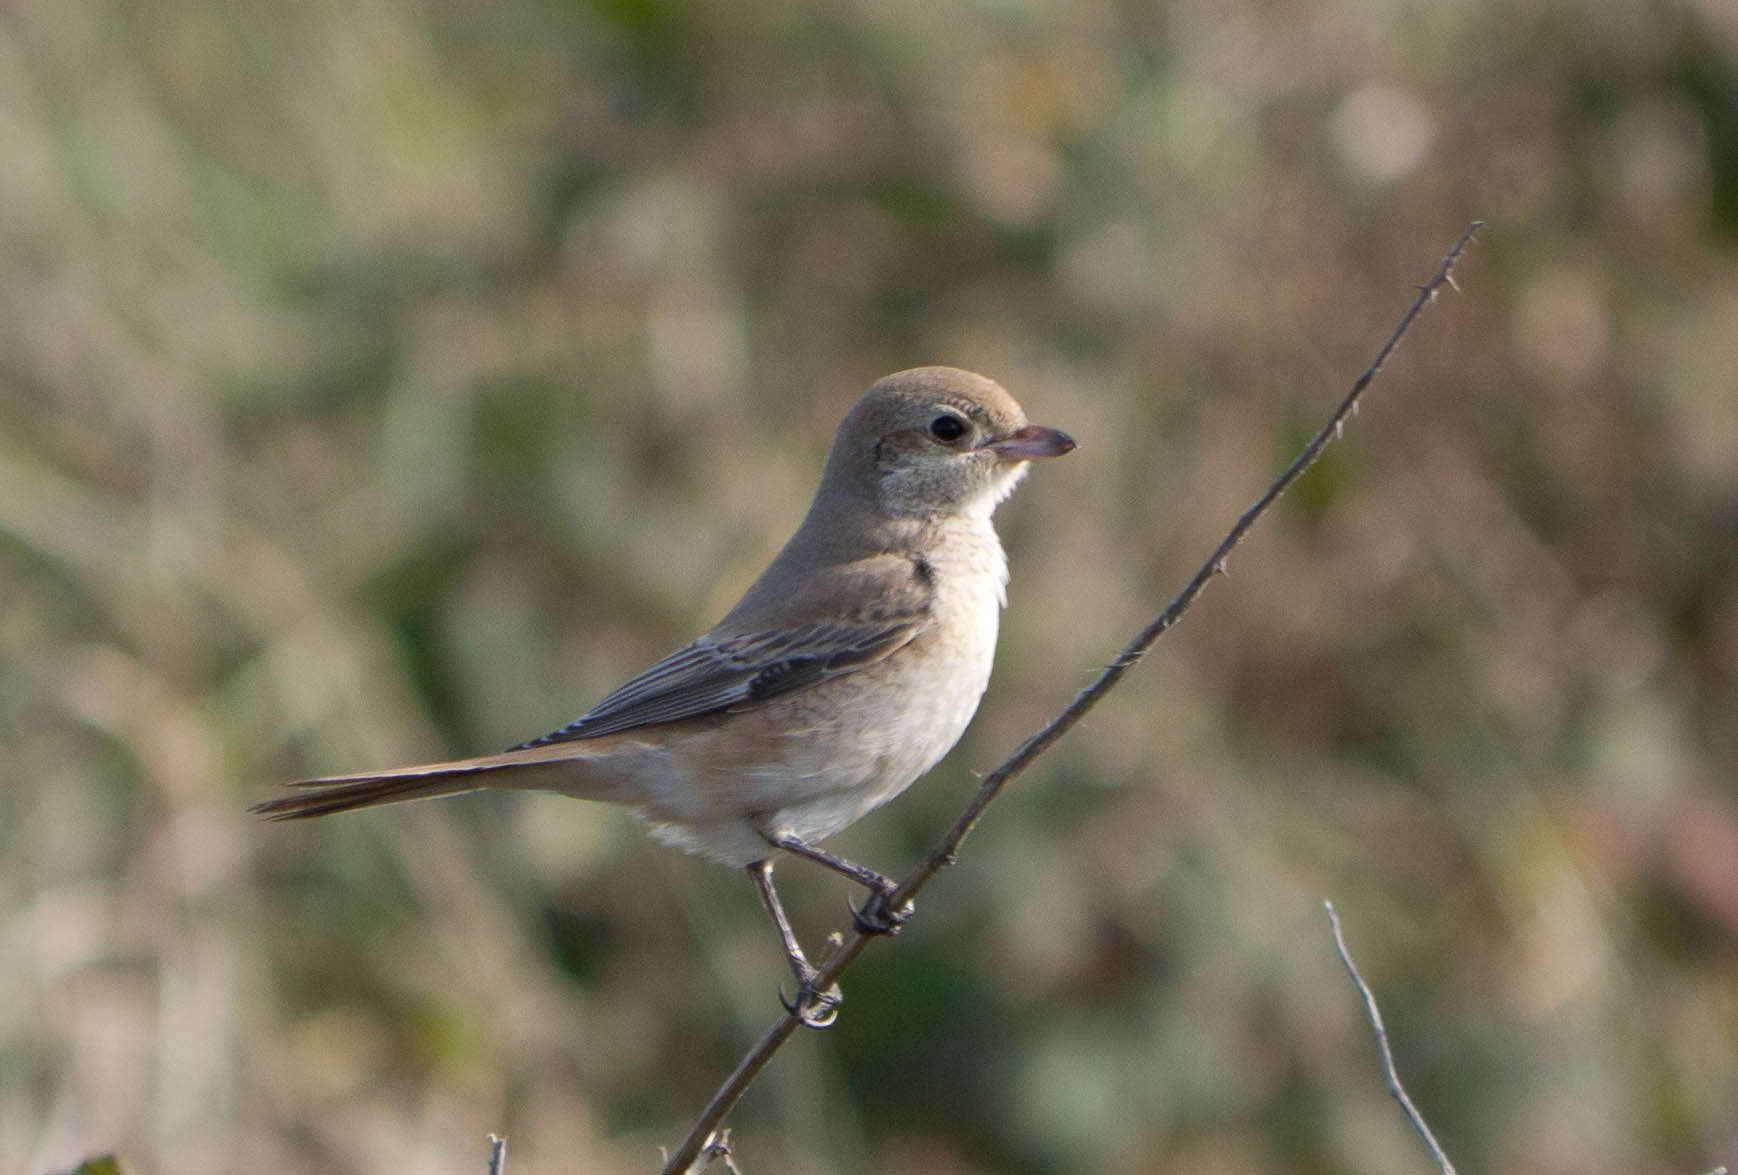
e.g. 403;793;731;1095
255;366;1074;1023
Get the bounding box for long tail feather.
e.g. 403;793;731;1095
252;772;484;820
252;744;599;821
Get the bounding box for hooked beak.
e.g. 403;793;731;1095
983;424;1077;462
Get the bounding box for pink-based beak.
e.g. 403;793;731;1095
984;424;1077;462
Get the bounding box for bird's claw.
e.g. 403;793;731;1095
779;975;842;1029
852;887;913;937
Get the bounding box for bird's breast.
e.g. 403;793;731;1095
910;523;1007;713
825;518;1010;790
622;520;1013;858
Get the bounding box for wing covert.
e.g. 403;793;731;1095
512;617;926;747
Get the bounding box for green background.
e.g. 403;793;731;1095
3;0;1735;1172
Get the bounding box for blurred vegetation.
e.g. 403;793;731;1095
3;0;1736;1172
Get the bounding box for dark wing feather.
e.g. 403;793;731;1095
512;617;926;747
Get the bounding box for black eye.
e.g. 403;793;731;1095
928;414;968;443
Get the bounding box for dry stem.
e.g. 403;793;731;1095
661;221;1485;1174
1326;902;1457;1175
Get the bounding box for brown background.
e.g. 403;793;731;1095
2;0;1735;1172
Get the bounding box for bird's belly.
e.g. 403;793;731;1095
760;632;992;825
634;597;1000;866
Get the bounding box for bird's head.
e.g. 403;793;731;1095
829;367;1075;520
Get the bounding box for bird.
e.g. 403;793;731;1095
254;366;1074;1024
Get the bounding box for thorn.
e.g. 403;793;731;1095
1444;272;1461;293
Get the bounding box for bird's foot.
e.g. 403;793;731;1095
853;885;914;937
779;965;843;1029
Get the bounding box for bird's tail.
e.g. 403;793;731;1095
252;744;596;821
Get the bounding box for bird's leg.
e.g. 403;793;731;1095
747;860;840;1028
761;829;915;937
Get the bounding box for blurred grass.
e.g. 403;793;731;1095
3;0;1737;1172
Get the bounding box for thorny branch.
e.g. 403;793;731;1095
661;221;1485;1174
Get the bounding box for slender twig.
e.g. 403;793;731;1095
486;1134;506;1175
661;221;1484;1174
1326;902;1457;1175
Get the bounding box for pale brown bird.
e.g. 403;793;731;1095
255;366;1074;1022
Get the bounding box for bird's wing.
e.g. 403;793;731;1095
514;555;932;747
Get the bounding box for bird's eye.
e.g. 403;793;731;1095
928;414;968;443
